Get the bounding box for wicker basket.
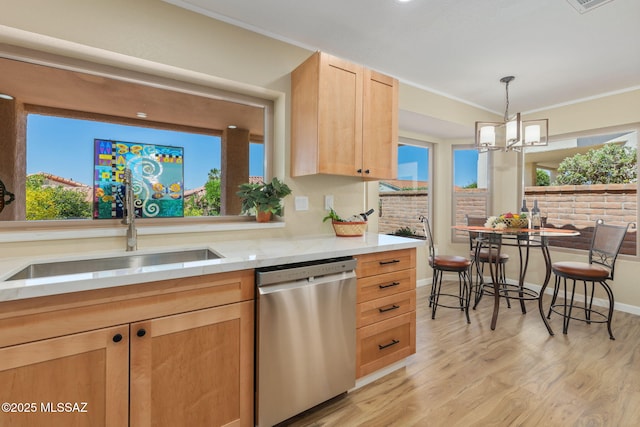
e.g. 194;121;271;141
332;220;367;237
499;217;529;228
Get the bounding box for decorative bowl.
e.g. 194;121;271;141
499;217;529;228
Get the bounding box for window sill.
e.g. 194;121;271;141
0;219;285;243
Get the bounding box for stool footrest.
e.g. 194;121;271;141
549;304;608;324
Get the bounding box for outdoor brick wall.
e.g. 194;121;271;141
525;183;637;254
379;184;636;255
453;189;489;239
379;191;428;236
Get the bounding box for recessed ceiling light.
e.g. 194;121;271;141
136;112;147;118
228;125;237;129
0;93;14;100
394;0;414;3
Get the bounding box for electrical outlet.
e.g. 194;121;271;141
324;195;334;210
294;196;309;211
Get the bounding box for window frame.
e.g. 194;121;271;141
0;45;276;237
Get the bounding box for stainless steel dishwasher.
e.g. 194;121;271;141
255;256;357;427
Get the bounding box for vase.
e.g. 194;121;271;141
256;210;272;223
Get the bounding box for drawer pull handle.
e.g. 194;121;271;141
379;304;400;313
378;339;400;350
379;281;400;289
379;259;400;265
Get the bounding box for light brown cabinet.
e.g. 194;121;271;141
0;270;254;427
291;51;398;179
0;325;129;427
355;249;416;378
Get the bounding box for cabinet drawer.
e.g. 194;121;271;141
357;290;415;329
356;311;416;378
357;268;415;303
356;249;415;278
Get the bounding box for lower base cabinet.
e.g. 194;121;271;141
0;271;254;427
355;249;417;378
0;325;129;427
130;301;254;426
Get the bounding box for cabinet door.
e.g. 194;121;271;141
362;69;398;179
130;300;254;427
318;53;364;176
0;325;129;427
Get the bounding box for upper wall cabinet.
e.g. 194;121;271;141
291;52;398;179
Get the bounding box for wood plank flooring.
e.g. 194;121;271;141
286;284;640;427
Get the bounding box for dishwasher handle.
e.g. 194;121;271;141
258;270;356;295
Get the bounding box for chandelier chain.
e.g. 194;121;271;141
500;75;515;122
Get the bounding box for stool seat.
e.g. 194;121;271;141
431;255;470;271
552;261;610;281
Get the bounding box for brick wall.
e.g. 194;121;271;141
525;183;637;254
379;191;428;236
379;184;636;254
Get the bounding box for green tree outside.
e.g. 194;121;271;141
536;169;550;186
26;174;92;220
184;168;222;217
554;144;637;185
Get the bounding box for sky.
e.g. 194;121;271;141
26;114;264;190
27;114;476;188
453;149;479;187
398;144;478;186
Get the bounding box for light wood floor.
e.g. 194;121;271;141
286;284;640;427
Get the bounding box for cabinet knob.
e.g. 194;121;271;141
136;328;147;337
364;169;370;174
112;333;123;343
357;168;362;174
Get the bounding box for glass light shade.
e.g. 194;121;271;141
522;118;549;146
480;126;496;145
505;112;521;144
475;121;502;150
524;125;540;144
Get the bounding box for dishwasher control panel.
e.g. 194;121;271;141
256;256;356;286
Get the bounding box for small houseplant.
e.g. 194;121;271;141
236;177;292;222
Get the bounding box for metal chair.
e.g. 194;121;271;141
548;219;629;340
465;215;511;309
419;215;471;323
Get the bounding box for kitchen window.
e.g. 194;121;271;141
452;145;491;242
379;138;431;239
0;52;271;226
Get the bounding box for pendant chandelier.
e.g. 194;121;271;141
475;76;548;152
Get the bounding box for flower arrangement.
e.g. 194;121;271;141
485;212;529;229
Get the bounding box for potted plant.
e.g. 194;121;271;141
236;177;292;222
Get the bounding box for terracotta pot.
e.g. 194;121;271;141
256;210;272;223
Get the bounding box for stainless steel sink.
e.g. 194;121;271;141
6;249;222;281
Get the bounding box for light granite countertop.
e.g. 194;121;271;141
0;233;424;302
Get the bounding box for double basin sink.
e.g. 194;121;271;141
5;248;222;281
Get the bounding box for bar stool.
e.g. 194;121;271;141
465;215;511;309
548;219;629;340
419;215;471;323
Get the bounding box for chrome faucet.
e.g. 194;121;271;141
122;168;137;251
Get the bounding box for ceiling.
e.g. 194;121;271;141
164;0;640;138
